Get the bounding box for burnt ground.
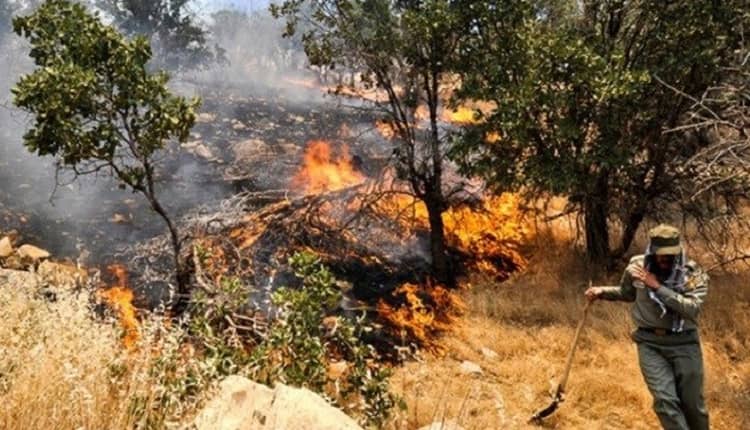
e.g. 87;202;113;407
0;82;389;267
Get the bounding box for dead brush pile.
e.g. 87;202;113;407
127;184;530;352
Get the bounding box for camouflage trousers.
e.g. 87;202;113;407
634;329;709;430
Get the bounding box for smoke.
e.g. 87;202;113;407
0;1;359;262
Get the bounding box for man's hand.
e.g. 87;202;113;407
631;266;661;290
585;287;605;301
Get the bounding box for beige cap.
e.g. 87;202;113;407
649;224;682;255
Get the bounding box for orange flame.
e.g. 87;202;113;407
376;192;528;280
376;280;464;351
291;140;365;193
374;120;396;140
98;264;139;349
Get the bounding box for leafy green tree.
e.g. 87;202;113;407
454;0;744;265
12;0;200;294
272;0;527;284
101;0;222;70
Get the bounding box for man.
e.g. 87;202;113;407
585;224;709;430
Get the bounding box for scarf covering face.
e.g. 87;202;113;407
643;243;688;332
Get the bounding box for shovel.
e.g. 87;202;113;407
529;296;592;424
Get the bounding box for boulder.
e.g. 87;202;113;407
194;375;362;430
0;236;13;258
16;244;50;262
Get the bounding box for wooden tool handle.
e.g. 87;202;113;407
558;299;592;392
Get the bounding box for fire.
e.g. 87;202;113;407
375;119;396;140
444;106;479;125
442;101;497;126
443;194;527;279
485;131;501;144
375;192;528;280
376;280;464;351
98;264;139;349
291;140;365;193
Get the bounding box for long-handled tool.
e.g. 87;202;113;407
529;297;592;424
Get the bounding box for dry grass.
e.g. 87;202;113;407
1;226;747;429
390;231;750;429
0;280;210;430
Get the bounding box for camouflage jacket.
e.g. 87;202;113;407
599;255;709;331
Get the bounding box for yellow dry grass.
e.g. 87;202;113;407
0;283;203;430
389;232;750;429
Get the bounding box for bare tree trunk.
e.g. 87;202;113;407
424;69;454;286
583;172;611;266
141;162;188;312
613;205;647;259
425;197;451;286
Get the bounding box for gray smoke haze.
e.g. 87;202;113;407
0;1;352;262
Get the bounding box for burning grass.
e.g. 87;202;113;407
97;264;139;349
376;280;465;352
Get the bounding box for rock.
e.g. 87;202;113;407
111;213;130;224
418;420;466;430
0;236;13;258
231;139;273;162
16;244;50;262
196;112;217;123
193;143;216;161
480;347;498;360
194;375;362;430
459;360;483;375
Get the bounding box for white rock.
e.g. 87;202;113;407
480;347;498;360
459;360;483;375
16;244;50;261
0;237;13;258
194;375;362;430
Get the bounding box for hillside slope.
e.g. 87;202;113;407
390;246;750;429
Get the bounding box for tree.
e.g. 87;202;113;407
100;0;222;70
453;0;744;265
12;0;200;297
271;0;526;284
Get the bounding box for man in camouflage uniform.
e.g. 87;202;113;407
586;224;709;430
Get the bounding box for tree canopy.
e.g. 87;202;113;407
272;0;527;283
101;0;223;70
453;0;747;264
13;0;200;293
